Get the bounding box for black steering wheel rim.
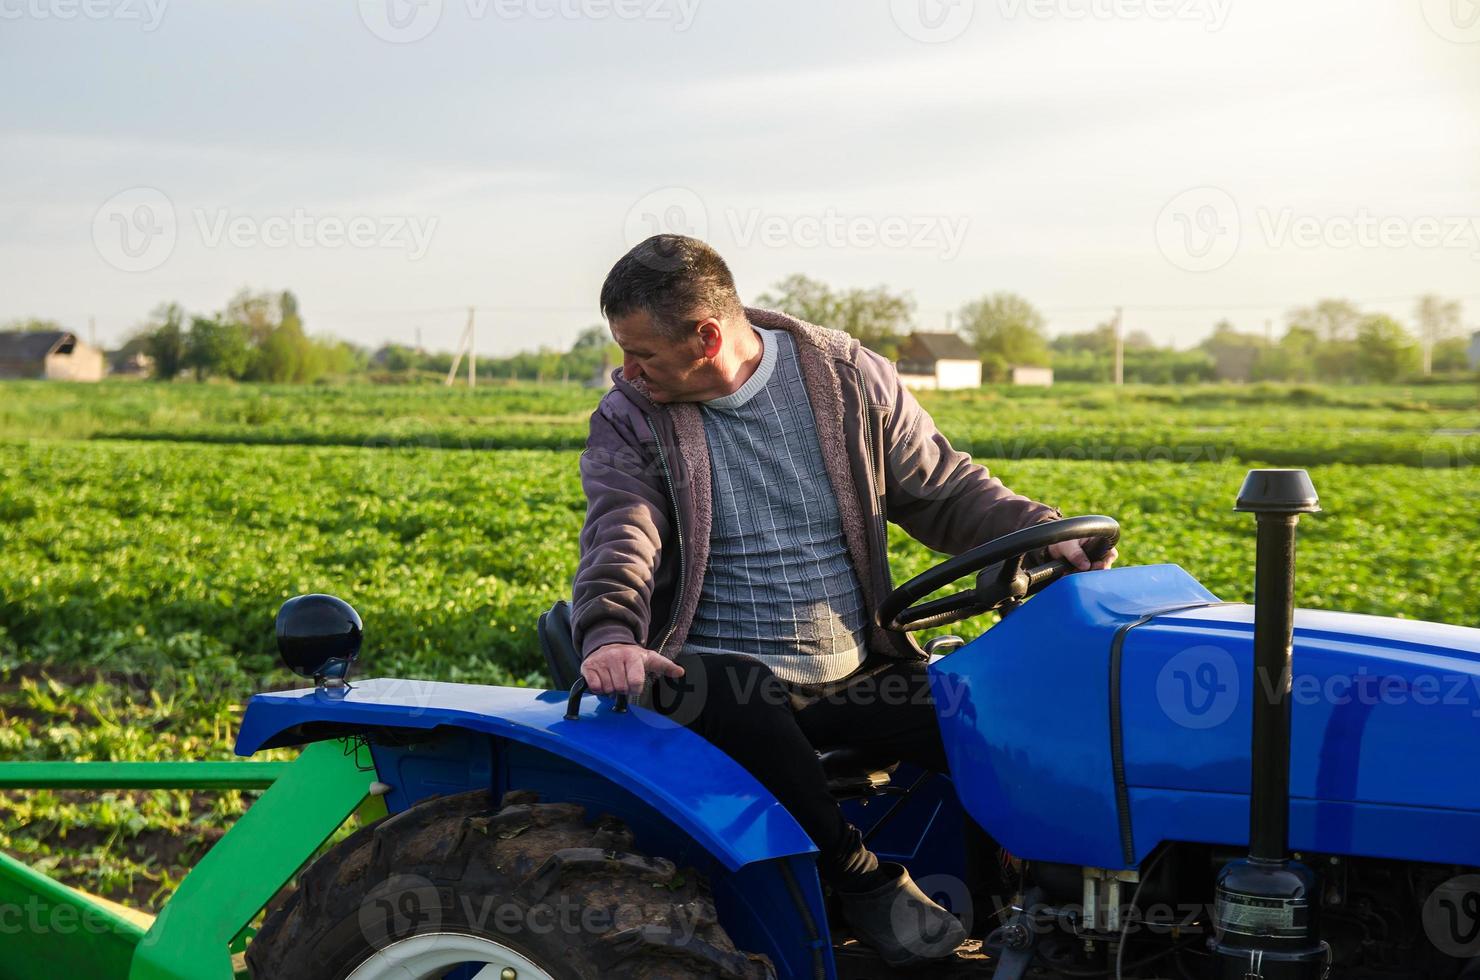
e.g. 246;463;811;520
876;515;1120;632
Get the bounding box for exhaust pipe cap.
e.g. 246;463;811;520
1235;468;1320;515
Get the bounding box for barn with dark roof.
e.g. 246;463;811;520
0;331;106;381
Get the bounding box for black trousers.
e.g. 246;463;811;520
651;652;948;881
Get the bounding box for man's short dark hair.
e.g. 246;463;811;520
599;235;744;338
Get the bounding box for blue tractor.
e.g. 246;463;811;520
240;470;1480;979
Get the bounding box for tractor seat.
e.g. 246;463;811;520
538;601;901;797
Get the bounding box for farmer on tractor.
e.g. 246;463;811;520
572;233;1117;967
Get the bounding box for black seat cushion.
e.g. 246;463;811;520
538;600;581;690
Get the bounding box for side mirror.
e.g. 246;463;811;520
276;594;362;687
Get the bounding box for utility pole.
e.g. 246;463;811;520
1113;307;1124;386
89;316;96;349
1265;318;1273;346
445;307;477;388
415;326;423;355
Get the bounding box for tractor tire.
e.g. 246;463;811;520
246;788;775;980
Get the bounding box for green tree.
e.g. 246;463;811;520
142;303;186;380
1198;320;1267;382
756;275;914;356
1287;299;1362;343
185;316;252;380
958;293;1049;377
1354;314;1419;382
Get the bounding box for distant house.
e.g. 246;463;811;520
1010;366;1054;387
896;332;981;390
0;331;106;381
108;349;154;377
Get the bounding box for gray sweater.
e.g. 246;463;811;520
683;327;870;684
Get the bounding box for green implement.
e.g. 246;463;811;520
0;742;372;980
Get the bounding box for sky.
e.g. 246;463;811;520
2;0;1478;356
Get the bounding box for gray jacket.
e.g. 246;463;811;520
571;307;1061;664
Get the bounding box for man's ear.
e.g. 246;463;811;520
697;318;723;359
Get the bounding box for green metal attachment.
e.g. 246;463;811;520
128;740;370;980
0;762;292;791
0;849;148;980
0;744;370;980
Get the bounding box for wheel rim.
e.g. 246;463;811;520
344;932;557;980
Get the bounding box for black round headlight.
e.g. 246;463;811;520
275;594;363;682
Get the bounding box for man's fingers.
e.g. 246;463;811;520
645;653;685;679
582;661;606;694
1063;540;1091;571
1092;546;1120;571
624;655;646;695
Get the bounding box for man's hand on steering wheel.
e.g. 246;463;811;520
1048;537;1119;572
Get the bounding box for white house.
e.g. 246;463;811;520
1010;366;1054;387
896;332;981;390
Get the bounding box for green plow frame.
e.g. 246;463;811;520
0;741;380;980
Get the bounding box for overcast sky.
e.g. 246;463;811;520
2;0;1478;354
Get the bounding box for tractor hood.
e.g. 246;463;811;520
931;564;1480;870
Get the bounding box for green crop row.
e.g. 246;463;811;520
3;379;1476;467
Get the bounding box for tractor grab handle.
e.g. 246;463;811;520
564;676;630;720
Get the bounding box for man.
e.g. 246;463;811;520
572;234;1115;967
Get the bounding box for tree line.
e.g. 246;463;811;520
18;279;1473;386
757;276;1474;384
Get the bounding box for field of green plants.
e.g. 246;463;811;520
1;378;1477;911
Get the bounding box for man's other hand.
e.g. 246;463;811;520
582;643;685;696
1048;537;1119;572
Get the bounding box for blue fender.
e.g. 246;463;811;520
238;679;837;978
235;678;816;872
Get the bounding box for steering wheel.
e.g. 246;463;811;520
876;515;1120;632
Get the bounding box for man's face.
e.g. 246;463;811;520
609;310;711;403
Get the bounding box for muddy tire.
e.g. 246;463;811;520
246;788;775;980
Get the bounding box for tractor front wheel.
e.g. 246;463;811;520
246;788;775;980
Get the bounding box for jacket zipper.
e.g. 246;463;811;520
646;413;686;656
854;372;891;586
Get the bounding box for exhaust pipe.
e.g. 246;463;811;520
1210;469;1329;978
